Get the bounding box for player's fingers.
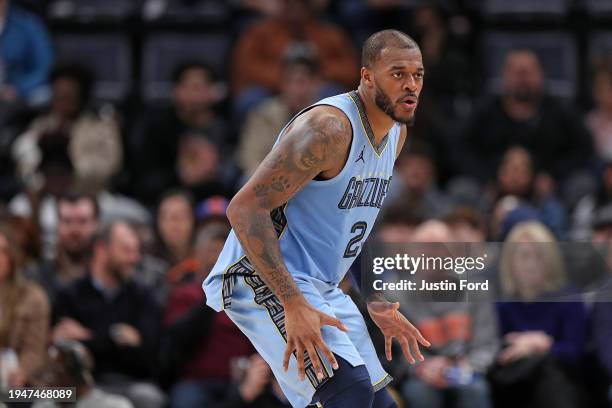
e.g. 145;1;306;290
406;325;430;347
306;343;325;381
296;343;306;381
385;336;393;361
399;337;416;364
410;336;425;362
283;341;294;372
320;313;348;332
316;337;339;370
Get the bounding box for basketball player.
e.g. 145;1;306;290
203;30;430;408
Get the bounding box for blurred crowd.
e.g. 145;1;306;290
0;0;611;407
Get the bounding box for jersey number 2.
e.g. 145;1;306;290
343;221;368;258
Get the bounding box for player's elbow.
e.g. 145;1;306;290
226;195;256;228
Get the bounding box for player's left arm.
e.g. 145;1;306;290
366;125;431;363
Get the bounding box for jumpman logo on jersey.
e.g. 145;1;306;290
355;145;366;164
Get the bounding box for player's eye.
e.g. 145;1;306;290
392;72;403;79
415;72;424;79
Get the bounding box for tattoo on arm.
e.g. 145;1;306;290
229;110;350;303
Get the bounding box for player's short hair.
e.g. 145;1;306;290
361;29;419;68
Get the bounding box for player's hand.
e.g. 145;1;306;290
367;300;430;363
282;296;348;382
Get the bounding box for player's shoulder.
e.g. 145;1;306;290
294;104;352;146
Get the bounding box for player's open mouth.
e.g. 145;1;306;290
400;97;417;108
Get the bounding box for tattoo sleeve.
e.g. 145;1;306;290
227;108;350;304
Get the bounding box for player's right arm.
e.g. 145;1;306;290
226;106;351;381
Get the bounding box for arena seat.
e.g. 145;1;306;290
481;0;570;20
54;33;132;102
589;31;612;63
47;0;138;22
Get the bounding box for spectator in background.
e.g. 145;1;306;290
490;146;567;239
492;222;587;408
231;0;358;117
586;56;612;163
25;191;98;310
131;62;228;206
163;223;255;408
571;160;612;241
0;226;49;387
236;45;321;178
32;340;133;408
154;190;194;268
53;222;164;408
0;0;53;104
398;221;497;408
444;206;486;243
376;198;424;244
12;64;122;193
388;140;451;219
461;50;592;186
216;354;291;408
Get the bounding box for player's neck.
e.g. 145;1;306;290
356;87;395;144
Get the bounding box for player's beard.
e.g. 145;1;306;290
374;83;416;126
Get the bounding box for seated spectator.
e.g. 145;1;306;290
571;160;612;241
0;226;49;387
492;221;587;408
388;140;451;219
130;62;228;205
460;50;592;185
586;56;612;162
53;222;164;408
31;340;133;408
375;198;424;244
490;146;567;239
0;0;53;104
231;0;358;117
166;195;231;286
399;220;497;408
162;223;255;407
154;190;195;268
12;64;122;192
215;354;291;408
236;45;321;178
444;206;486;243
24;191;99;310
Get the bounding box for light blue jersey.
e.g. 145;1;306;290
204;91;401;312
202;91;401;407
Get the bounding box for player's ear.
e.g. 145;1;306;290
361;67;373;87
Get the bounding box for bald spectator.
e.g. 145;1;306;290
53;222;164;408
397;221;497;408
460;50;592;186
